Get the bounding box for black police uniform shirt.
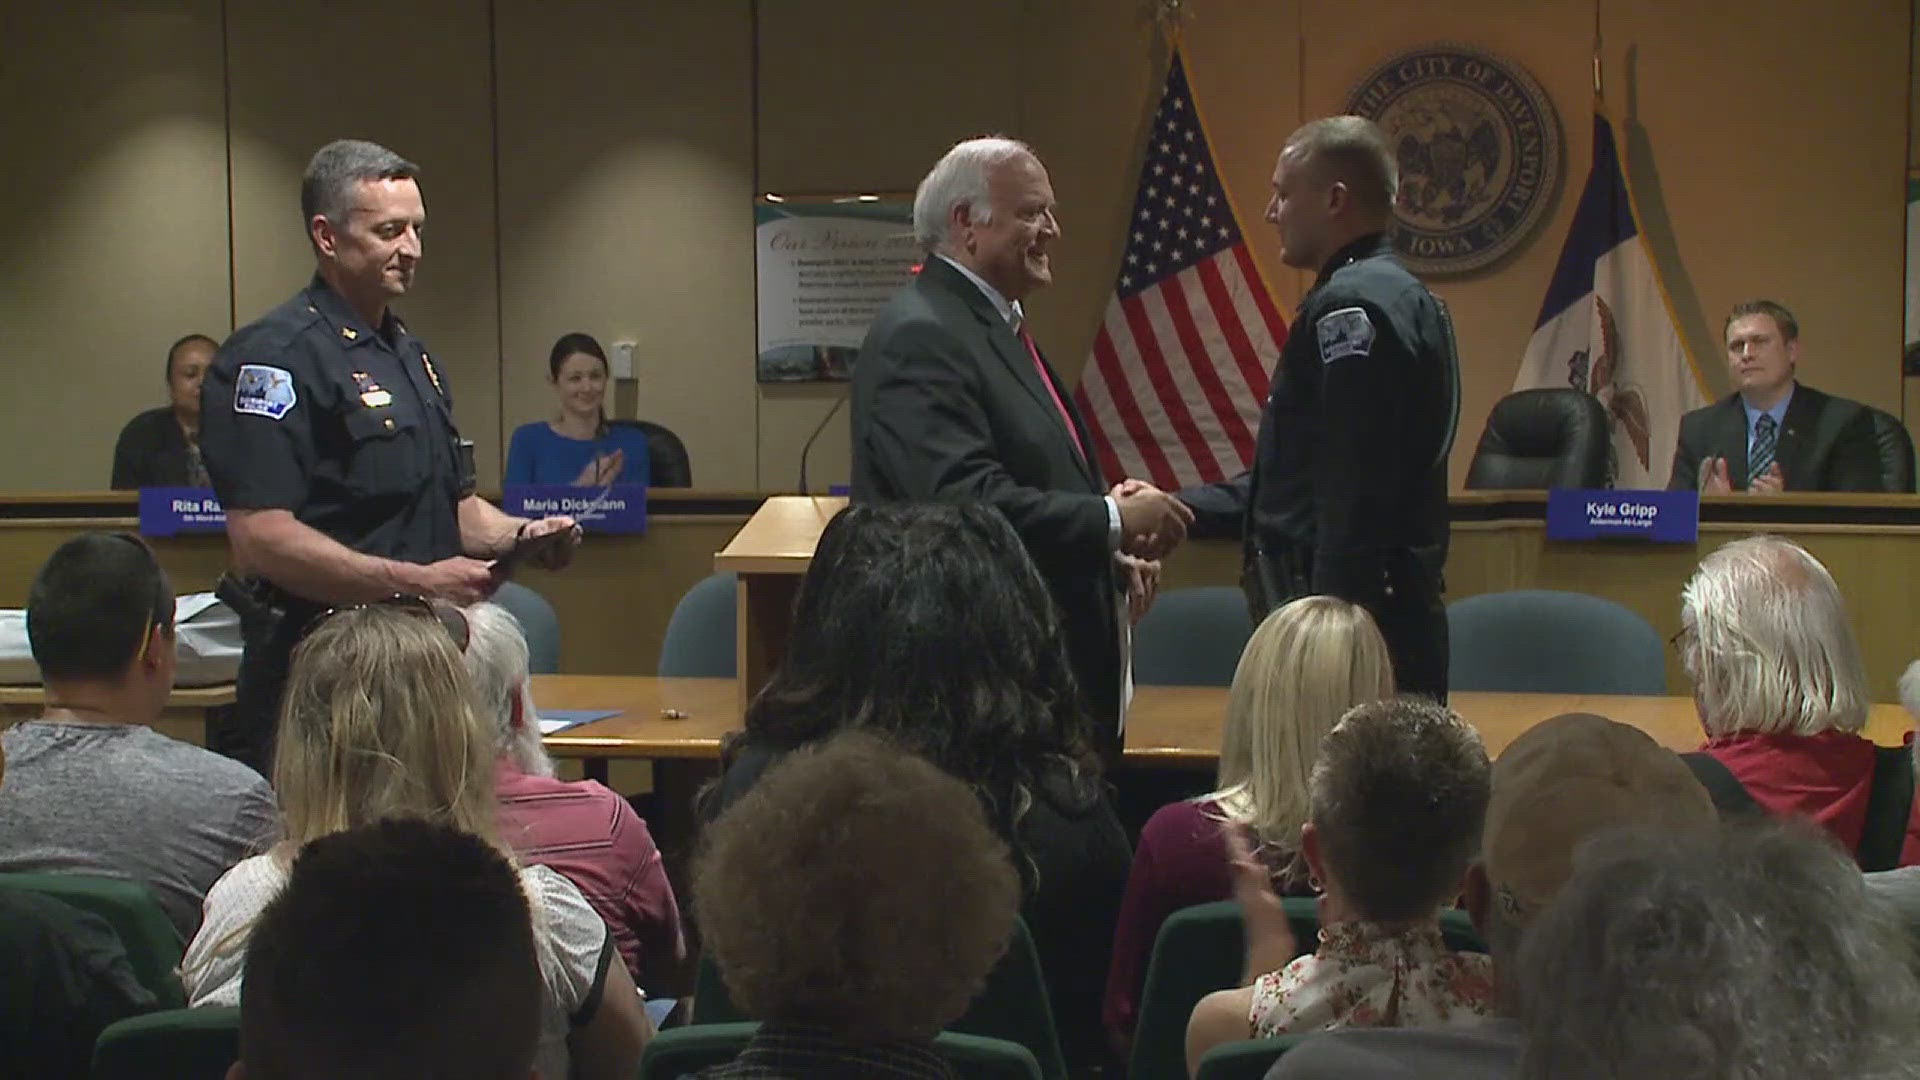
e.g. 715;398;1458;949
198;275;465;570
1246;232;1454;598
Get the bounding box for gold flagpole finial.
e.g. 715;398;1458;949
1150;0;1195;38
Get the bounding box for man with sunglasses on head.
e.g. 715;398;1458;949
200;139;581;776
0;533;279;940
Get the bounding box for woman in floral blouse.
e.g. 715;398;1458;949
1184;698;1495;1074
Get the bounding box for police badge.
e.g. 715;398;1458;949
1348;45;1562;276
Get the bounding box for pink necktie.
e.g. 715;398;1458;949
1018;325;1086;461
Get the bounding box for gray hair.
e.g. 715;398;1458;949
300;138;419;230
1308;697;1490;922
1679;536;1867;737
911;136;1034;251
1282;116;1399;214
461;602;552;779
1515;819;1920;1080
1901;659;1920;771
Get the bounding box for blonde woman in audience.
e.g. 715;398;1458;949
1186;698;1494;1075
181;602;650;1080
1103;597;1394;1055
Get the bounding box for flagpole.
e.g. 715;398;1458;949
1153;0;1188;49
1592;0;1603;102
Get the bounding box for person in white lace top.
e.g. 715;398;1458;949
180;601;651;1080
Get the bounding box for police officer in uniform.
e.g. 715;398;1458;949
1179;116;1459;699
199;139;579;774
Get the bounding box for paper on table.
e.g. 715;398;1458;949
537;709;621;735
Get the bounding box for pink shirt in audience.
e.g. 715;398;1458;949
494;760;685;983
1103;798;1313;1052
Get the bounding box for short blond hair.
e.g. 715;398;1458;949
1310;699;1490;921
1283;116;1399;214
1206;596;1395;861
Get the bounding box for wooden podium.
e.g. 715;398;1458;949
714;495;847;712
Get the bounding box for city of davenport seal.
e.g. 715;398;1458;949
1347;45;1562;275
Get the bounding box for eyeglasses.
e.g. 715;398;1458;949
301;594;471;653
1668;625;1693;656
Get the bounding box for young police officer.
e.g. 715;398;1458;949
1181;116;1460;700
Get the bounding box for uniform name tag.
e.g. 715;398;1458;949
1317;306;1374;364
234;364;298;420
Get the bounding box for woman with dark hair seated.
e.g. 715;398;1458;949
701;501;1132;1073
503;332;650;486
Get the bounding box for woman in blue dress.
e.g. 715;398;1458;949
504;333;650;487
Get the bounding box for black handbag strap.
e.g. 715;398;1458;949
1857;746;1916;872
1680;752;1765;818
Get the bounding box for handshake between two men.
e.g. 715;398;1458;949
1108;477;1194;625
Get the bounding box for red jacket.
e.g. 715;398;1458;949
1701;730;1920;864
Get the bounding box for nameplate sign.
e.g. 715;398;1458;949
501;484;648;534
1545;489;1698;543
138;488;227;536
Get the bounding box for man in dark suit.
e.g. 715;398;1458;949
851;137;1193;751
1669;299;1883;493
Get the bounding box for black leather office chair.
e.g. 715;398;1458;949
1464;388;1611;489
1866;406;1916;494
609;419;691;487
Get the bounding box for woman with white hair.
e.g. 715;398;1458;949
1680;535;1918;864
1101;596;1393;1055
464;601;685;989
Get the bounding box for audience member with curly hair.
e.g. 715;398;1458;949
693;732;1020;1076
700;501;1130;1072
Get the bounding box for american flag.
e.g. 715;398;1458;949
1073;50;1287;490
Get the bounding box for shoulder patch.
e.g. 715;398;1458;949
233;364;298;420
1316;306;1374;364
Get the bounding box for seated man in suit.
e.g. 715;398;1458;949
1669;299;1882;493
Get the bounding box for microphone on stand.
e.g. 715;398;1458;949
797;386;853;494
